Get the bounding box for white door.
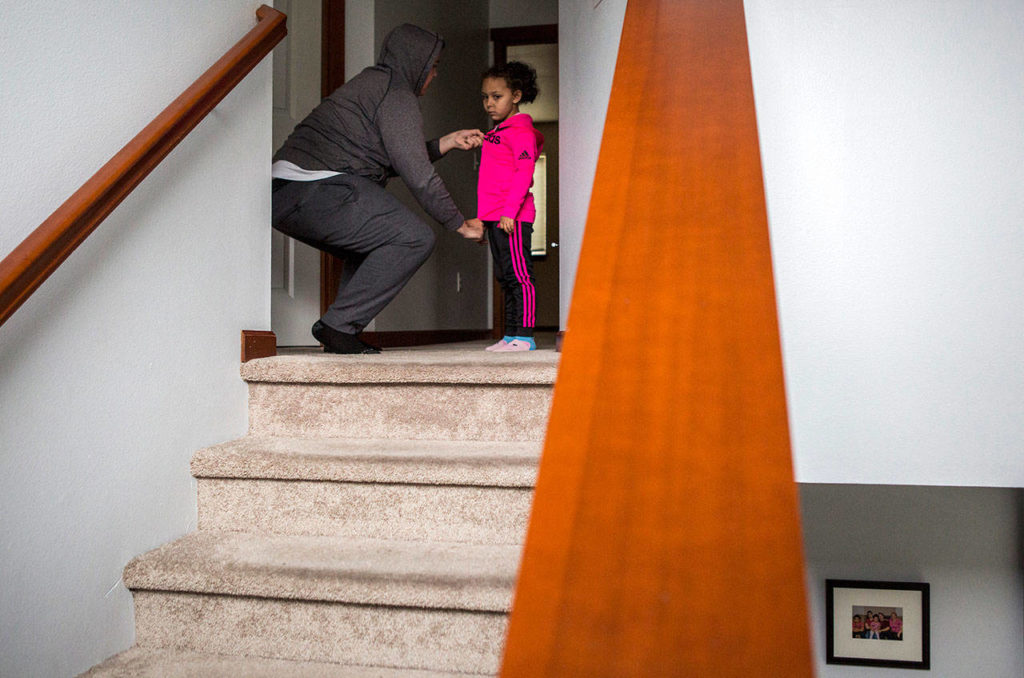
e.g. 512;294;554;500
271;0;323;346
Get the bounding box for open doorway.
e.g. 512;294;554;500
271;3;556;348
270;0;347;347
270;0;330;346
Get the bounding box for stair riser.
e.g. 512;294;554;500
197;478;533;544
81;647;488;677
248;383;552;441
134;591;506;674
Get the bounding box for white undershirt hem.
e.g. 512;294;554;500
271;160;342;181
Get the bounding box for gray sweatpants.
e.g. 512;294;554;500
272;174;436;334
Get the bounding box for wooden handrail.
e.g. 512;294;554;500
0;5;286;329
500;1;813;675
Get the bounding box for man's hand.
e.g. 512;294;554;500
456;218;486;243
440;129;484;154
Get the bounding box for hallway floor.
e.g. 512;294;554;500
278;330;560;360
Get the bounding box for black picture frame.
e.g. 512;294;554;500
825;579;930;670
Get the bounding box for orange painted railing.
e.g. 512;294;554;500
0;5;286;329
500;1;814;675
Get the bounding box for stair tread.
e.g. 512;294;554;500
80;647;485;677
241;349;559;385
192;436;540;486
124;532;520;612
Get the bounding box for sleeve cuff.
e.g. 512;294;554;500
445;213;465;231
426;138;442;162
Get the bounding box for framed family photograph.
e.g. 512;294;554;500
825;579;930;670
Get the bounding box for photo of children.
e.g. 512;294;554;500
851;606;903;640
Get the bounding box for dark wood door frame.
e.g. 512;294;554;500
491;24;558;63
489;24;558;340
319;0;346;318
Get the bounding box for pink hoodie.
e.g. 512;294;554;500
477;113;545;222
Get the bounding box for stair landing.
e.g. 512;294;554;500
243;347;559;441
243;345;560;385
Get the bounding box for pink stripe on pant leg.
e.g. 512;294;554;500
507;223;529;328
520;223;536;327
509;223;532;329
519;228;535;328
520;224;536;327
507;223;530;329
510;221;535;328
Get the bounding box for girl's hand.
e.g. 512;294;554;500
499;216;516;233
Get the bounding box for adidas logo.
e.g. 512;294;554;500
518;151;531;160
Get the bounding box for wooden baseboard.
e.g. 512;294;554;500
241;330;276;362
555;330;565;353
359;329;492;348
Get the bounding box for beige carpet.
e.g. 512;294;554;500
80;344;559;676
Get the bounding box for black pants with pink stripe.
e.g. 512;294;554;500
486;220;536;337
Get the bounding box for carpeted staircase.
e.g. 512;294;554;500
81;348;558;677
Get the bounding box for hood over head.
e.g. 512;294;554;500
377;24;444;93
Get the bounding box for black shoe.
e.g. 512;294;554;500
312;320;381;354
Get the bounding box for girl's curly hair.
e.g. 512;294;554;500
482;61;539;104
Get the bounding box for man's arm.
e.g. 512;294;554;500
426;130;484;162
377;90;464;230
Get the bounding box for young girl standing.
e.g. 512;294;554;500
478;61;545;352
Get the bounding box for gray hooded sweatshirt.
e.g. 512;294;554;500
273;24;463;230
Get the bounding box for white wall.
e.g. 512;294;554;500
0;2;272;676
558;0;1024;487
345;0;377;80
744;0;1024;486
800;485;1024;677
556;0;627;329
270;0;323;346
